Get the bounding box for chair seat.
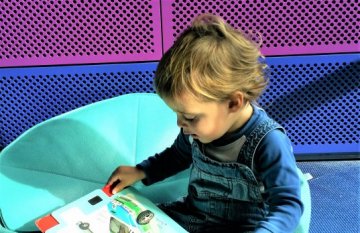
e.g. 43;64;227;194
0;93;310;232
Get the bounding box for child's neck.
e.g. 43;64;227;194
228;103;253;133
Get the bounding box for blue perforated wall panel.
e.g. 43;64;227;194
0;63;156;148
259;54;359;157
1;55;359;157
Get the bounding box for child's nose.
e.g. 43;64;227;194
177;117;187;128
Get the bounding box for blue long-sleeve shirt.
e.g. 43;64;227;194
138;106;303;232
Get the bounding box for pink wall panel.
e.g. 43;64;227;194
161;0;359;56
1;0;358;66
0;0;162;67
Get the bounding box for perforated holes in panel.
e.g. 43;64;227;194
259;55;359;152
0;0;162;67
161;0;359;55
0;63;156;148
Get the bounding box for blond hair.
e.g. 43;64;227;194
154;14;268;103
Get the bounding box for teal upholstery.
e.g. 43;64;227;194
0;93;310;232
295;168;312;233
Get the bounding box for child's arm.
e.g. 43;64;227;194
107;131;192;194
136;130;193;185
254;130;304;233
107;166;146;194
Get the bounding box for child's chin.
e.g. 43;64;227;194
197;137;210;143
191;134;200;140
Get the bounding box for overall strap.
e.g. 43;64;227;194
237;117;284;171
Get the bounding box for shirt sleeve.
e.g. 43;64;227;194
136;130;193;185
254;129;304;233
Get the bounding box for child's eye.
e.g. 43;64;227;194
184;116;198;122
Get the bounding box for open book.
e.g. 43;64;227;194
36;186;188;233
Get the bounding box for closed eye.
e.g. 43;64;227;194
183;116;198;122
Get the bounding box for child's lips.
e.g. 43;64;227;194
183;130;191;135
183;131;197;137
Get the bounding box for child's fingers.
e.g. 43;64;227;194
107;174;118;186
111;180;128;194
107;167;122;185
106;177;123;194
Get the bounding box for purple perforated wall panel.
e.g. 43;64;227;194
0;0;162;67
161;0;359;55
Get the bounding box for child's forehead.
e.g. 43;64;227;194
163;95;199;114
163;92;216;115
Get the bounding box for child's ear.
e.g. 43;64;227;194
228;91;244;112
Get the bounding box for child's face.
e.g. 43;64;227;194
163;92;239;144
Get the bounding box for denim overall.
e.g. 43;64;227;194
160;110;284;233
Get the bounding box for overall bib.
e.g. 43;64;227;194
160;112;284;233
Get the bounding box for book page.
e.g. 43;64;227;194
45;187;187;233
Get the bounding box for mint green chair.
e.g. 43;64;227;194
0;93;310;232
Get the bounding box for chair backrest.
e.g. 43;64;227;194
295;168;312;233
0;93;181;231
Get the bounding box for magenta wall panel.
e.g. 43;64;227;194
161;0;359;56
0;0;162;67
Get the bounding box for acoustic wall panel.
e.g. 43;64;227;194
0;62;157;148
0;0;162;67
1;54;359;157
259;54;359;158
161;0;359;55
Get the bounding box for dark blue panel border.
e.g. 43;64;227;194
266;53;360;66
0;62;158;77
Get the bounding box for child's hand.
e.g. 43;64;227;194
107;166;146;194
